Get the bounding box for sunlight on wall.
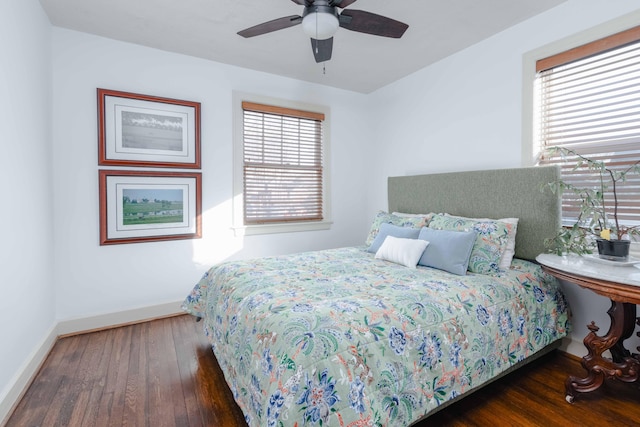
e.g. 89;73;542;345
191;196;244;267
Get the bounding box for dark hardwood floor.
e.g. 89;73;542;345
6;315;640;426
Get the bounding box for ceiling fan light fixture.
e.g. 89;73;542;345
302;11;339;40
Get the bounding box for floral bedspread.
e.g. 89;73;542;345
182;247;570;427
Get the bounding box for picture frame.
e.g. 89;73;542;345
98;88;201;168
99;170;202;245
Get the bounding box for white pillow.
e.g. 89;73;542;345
375;236;429;268
444;213;518;269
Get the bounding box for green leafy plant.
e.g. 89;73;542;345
541;146;640;256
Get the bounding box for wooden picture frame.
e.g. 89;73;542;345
99;170;202;245
98;88;201;168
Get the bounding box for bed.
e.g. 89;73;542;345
182;165;571;426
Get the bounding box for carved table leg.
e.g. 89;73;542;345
637;316;640;354
566;301;640;403
610;303;636;362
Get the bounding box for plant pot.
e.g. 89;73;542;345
596;238;630;261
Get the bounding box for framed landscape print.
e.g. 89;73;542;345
98;88;201;168
99;170;202;245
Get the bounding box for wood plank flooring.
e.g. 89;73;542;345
6;314;640;426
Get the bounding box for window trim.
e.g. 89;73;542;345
521;10;640;167
232;92;332;236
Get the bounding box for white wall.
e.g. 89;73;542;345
367;0;640;354
51;28;374;322
0;0;55;418
4;1;639;418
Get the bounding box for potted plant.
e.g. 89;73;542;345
542;146;640;260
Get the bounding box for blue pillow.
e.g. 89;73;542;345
417;228;477;275
367;223;421;253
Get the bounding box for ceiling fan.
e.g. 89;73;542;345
237;0;409;63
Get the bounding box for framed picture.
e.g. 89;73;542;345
99;170;202;245
98;88;201;168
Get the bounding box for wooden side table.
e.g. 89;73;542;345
536;253;640;403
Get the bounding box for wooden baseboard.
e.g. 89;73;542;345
0;324;57;427
0;300;185;425
56;300;184;337
558;336;586;358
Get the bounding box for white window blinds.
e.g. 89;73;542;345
242;101;324;224
536;26;640;226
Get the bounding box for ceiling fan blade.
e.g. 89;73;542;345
332;0;357;8
238;15;303;38
311;38;333;63
339;9;408;38
291;0;311;4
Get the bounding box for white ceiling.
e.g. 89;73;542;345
38;0;567;94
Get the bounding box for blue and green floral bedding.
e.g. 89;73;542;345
183;247;570;426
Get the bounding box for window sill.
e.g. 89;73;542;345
232;220;333;237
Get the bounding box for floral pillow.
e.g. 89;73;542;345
428;213;511;274
444;213;519;269
365;211;433;246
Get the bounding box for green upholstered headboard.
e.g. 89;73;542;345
387;166;561;261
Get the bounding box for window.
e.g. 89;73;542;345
232;94;331;235
535;25;640;226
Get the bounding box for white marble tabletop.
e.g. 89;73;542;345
536;253;640;288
